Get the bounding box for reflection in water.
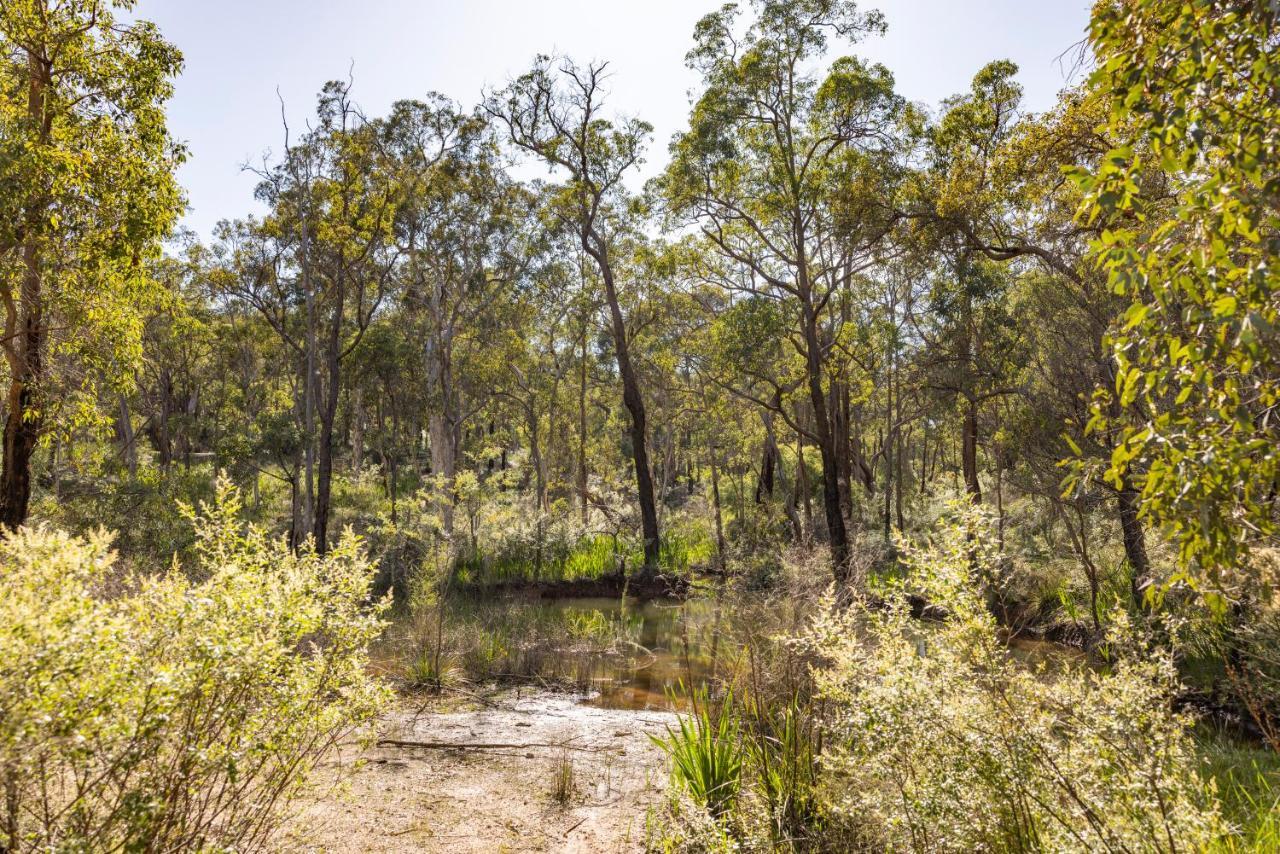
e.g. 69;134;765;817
403;594;1085;713
533;597;728;711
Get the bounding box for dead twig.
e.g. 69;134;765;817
376;738;607;753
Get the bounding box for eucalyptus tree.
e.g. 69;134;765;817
664;0;901;579
486;56;663;575
0;0;184;527
995;88;1159;605
383;97;528;537
921;62;1159;600
226;79;398;551
1079;0;1280;591
908;62;1030;509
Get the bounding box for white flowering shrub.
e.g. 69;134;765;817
801;504;1224;852
0;480;390;852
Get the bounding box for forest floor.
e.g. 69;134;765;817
281;689;673;853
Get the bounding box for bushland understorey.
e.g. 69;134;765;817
2;0;1279;851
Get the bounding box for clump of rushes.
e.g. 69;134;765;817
406;650;461;691
653;688;743;820
549;750;577;806
745;694;825;845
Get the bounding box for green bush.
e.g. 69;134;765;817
0;481;390;852
802;504;1225;852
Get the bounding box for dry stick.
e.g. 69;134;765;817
390;825;426;837
375;739;608;753
562;815;590;837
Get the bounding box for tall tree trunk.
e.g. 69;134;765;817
833;382;855;522
883;352;894;542
389;402;401;525
1063;502;1103;636
995;453;1005;552
849;421;876;494
544;363;561;511
155;370;174;470
797;432;813;537
708;436;726;572
587;237;660;575
962;396;981;503
527;403;547;511
289;467;303;550
775;432;803;542
0;239;43;531
1104;356;1151;610
426;318;460;538
312;309;343;553
800;296;849;579
117;395;137;480
895;424;906;532
0;50;51;531
577;323;589;525
1117;476;1151;609
350;387;365;473
301;334;316;535
429;411;458;534
754;407;778;503
314;413;336;552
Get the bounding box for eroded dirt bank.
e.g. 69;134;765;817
283;691;674;852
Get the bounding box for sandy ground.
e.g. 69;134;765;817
280;690;675;853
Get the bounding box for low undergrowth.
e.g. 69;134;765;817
650;506;1242;853
0;480;390;852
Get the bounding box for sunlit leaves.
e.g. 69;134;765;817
1078;0;1280;588
0;0;185;438
0;480;390;847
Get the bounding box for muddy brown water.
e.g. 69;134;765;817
394;594;1085;713
534;596;728;710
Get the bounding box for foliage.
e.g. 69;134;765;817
801;505;1224;852
0;0;186;528
3;1;1278;847
741;693;826;847
548;750;578;807
653;689;744;820
31;462;222;569
665;0;901;578
1076;0;1280;587
0;0;185;422
1225;582;1280;753
0;480;389;851
1199;734;1280;853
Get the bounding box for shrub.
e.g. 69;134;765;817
0;481;390;852
801;504;1224;852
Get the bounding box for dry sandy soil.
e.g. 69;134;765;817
281;690;675;853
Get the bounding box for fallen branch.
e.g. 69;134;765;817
376;738;606;753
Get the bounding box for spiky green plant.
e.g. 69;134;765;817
747;696;824;843
653;690;743;819
549;750;577;806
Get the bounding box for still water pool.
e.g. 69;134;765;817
386;593;1084;712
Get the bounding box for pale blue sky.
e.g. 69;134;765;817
133;1;1091;240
